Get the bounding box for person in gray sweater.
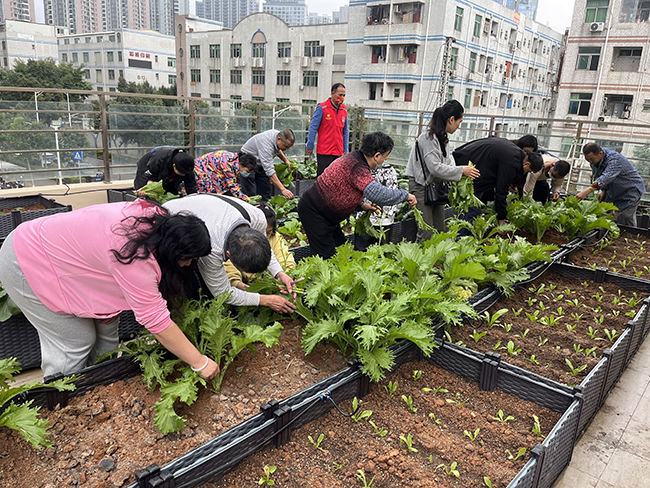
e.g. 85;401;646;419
405;100;480;240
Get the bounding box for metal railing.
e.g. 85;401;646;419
1;86;650;203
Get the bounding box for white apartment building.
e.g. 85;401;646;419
0;20;60;69
57;28;177;91
176;13;348;104
554;0;650;158
345;0;564;141
0;0;35;23
196;0;259;29
44;0;98;34
308;12;331;25
332;5;349;24
262;0;308;26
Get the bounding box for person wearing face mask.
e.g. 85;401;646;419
306;83;350;176
406;100;480;239
298;132;417;259
194;150;261;202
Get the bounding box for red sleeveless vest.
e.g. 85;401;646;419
317;99;347;156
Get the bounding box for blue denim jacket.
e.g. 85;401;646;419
591;148;645;211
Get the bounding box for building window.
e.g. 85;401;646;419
230;95;242;109
107;51;114;62
210;94;221;107
64;38;70;45
74;38;79;44
210;69;220;83
108;35;115;42
252;70;265;84
405;84;414;102
61;53;68;62
450;48;458;70
303;70;318;87
85;69;90;79
447;86;454;101
96;69;103;83
469;52;477;73
252;97;264;101
230;44;242;58
155;55;158;63
190;45;201;58
230;69;242;84
620;0;650;22
278;42;291;57
613;47;642;71
191;69;201;83
95;52;101;64
118;51;122;61
276;98;290;103
473;14;482;37
168;75;177;85
454;7;463;31
576;47;600;70
109;87;116;92
464;88;472;108
85;37;91;43
304;41;324;57
585;0;608;22
119;70;123;78
97;36;103;42
252;43;265;58
277;70;291;86
108;69;115;80
209;44;220;58
83;52;89;63
568;93;592;115
168;57;176;67
72;52;78;63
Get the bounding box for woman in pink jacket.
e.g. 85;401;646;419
0;200;218;379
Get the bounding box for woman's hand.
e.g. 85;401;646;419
361;203;381;214
406;194;417;207
462;166;480;179
199;357;220;380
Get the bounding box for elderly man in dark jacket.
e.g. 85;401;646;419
133;146;198;195
453;137;543;225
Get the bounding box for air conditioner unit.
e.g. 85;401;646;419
299;84;305;90
466;73;473;82
590;22;605;32
239;60;246;67
314;57;323;64
253;58;263;67
282;57;290;64
232;58;240;67
301;56;310;67
502;76;507;85
531;83;538;91
449;70;456;79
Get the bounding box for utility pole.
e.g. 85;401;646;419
437;37;455;108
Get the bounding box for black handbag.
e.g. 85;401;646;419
415;140;449;205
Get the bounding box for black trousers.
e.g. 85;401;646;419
240;168;272;202
532;180;551;204
298;194;346;259
316;154;340;176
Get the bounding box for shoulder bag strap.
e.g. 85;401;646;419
205;193;251;222
415;139;429;184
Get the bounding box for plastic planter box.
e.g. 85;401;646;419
106;188;137;203
0;195;71;244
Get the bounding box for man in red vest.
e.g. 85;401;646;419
306;83;349;176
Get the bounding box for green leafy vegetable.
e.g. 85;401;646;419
0;284;20;322
448;162;484;214
138;181;179;204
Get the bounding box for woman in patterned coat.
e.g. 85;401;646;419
194;150;261;201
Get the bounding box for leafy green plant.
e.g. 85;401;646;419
530;355;539;365
429;386;449;395
538;337;548;346
412;370;422;381
604;329;619;342
525;297;538;306
402;394;417;413
501;322;513;332
278;218;307;246
540;314;563;327
493;341;502;351
566;298;580;307
566;323;577;332
471;330;487;343
504;340;522;357
585;346;598;357
308;433;325;450
0;358;77;448
267;195;299;219
399;433;418;453
436;461;460;477
448;162;484;214
506;447;527;461
526;310;540;323
258;465;277;486
464;427;480;442
369;420;388;437
0;284;21;322
586;326;599;339
138;180;179;204
356;469;376;487
573;344;584;354
565;358;587;376
512;307;523;316
446;392;469;406
493;410;514;423
531;415;545;438
571;312;583;321
120;294;283;434
514;328;530;338
484;477;494;488
351;397;373;423
482;308;509;327
384;380;397;398
429;412;442;424
594;315;604;325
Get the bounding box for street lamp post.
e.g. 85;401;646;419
51;122;62;185
272;105;297;130
34;91;43;123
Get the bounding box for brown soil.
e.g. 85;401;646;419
0;204;47;214
211;360;561;488
514;228;571;248
565;232;650;281
0;319;348;488
448;272;642;386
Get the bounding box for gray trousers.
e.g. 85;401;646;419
0;232;119;376
408;177;446;241
617;201;639;227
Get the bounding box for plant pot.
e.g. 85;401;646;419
0;195;71;245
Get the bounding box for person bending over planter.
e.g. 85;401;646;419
194;150;261;201
522;157;571;203
133;146;198;196
298;132;417;259
164;194;297;314
453;137;544;226
0;200;218;379
224;203;296;289
406;100;480;240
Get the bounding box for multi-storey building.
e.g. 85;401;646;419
345;0;563;140
332;5;348;24
98;0;150;31
554;0;650;159
0;20;59;69
0;0;35;23
176;13;347;102
308;12;331;25
44;0;98;34
492;0;539;21
262;0;308;26
195;0;259;29
57;28;176;91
